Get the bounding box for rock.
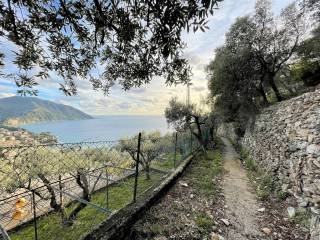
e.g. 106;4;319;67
220;219;230;226
307;144;320;156
211;233;224;240
154;237;167;240
287;207;296;218
258;207;265;212
190;194;194;199
311;207;320;214
298;200;309;208
281;184;289;192
211;225;218;231
262;227;272;235
179;181;188;187
211;233;219;240
206;211;214;219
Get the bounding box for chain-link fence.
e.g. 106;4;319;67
0;130;203;240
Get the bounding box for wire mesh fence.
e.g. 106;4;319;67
0;129;205;240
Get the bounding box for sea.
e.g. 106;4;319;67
20;115;171;143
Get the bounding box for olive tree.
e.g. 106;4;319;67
0;145;130;226
219;0;306;102
0;0;222;96
249;0;306;101
165;97;209;154
119;131;166;180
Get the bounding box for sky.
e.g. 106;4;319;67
0;0;294;116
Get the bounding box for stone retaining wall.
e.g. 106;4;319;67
239;87;320;239
241;88;320;208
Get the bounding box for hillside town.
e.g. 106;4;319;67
0;127;57;146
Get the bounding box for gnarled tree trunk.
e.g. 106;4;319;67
267;72;283;101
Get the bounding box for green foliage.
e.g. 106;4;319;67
276;190;289;201
233;143;289;201
187;144;223;198
239;148;257;171
290;59;319;85
244;157;257;172
195;212;214;232
293;209;311;229
119;131;171;179
148;224;165;235
165;97;213;152
0;0;222;95
207;0;309;131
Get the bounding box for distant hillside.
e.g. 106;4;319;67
0;96;93;125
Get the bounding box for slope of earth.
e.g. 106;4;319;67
128;141;226;240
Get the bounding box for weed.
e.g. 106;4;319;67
187;147;223;198
195;212;214;232
276;190;289;201
244;157;257;171
149;223;165;234
293;209;311;229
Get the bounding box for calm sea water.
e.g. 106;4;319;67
21;115;171;143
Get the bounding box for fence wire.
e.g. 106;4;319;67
0;129;205;240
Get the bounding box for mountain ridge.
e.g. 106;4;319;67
0;96;93;125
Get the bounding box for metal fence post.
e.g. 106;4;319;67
133;132;142;203
58;175;62;205
174;132;178;168
106;168;109;208
32;190;38;240
0;223;10;240
190;130;193;154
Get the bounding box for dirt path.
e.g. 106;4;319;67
221;137;265;240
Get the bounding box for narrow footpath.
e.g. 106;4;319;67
220;137;265;240
128;138;309;240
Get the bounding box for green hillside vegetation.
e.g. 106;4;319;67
0;96;92;125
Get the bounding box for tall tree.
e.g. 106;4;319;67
247;0;306;101
0;0;222;95
207;45;261;135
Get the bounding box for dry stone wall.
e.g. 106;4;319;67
240;88;320;239
241;88;320;207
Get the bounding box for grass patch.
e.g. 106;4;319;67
10;171;164;240
151;153;182;171
276;190;289;201
186;139;224;199
148;223;165;235
293;209;311;229
247;164;279;201
195;212;214;232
